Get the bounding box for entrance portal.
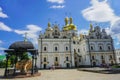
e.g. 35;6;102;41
93;62;96;66
66;63;70;68
43;64;47;69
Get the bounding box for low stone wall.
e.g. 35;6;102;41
78;68;120;74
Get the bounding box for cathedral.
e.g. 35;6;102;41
37;17;116;69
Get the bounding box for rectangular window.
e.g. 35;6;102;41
79;58;81;62
109;55;112;59
92;56;95;60
101;55;104;59
55;57;58;61
44;57;46;62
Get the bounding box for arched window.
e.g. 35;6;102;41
55;47;58;51
107;43;111;50
74;49;76;53
66;46;68;51
55;30;57;32
78;49;80;52
91;46;93;50
90;44;95;51
108;46;111;50
99;46;102;50
63;36;66;38
66;57;69;61
73;41;76;44
98;43;103;50
54;44;59;52
79;58;81;62
109;55;112;59
44;47;47;51
48;34;50;38
90;36;94;39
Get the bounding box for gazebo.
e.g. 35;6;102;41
4;41;39;77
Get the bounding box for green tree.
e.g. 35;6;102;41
0;60;6;68
20;52;29;60
9;55;15;67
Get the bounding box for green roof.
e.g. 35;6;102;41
0;55;6;61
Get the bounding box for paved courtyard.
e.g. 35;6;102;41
0;69;120;80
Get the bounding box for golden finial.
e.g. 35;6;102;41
89;22;93;32
90;23;93;29
70;17;73;24
65;17;69;25
48;22;51;27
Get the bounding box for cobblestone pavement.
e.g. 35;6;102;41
0;69;120;80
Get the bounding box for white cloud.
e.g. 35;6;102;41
0;22;12;31
14;24;42;45
78;29;88;35
82;0;120;48
82;0;117;22
50;5;65;9
0;47;6;51
0;40;6;51
0;40;2;44
47;0;64;4
0;7;8;18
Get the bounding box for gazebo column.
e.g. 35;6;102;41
31;55;34;75
34;52;38;73
4;54;9;77
13;53;17;75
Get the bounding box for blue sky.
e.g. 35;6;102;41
0;0;120;55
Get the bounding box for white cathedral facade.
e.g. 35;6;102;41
37;17;116;69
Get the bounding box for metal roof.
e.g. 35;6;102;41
9;41;34;50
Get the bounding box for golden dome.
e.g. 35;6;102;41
63;17;77;31
68;17;77;30
68;24;77;30
63;24;69;31
63;27;68;31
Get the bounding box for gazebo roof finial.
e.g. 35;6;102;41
24;32;28;42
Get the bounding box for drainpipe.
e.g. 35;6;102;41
40;38;42;68
69;38;73;68
111;38;116;65
87;38;92;67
